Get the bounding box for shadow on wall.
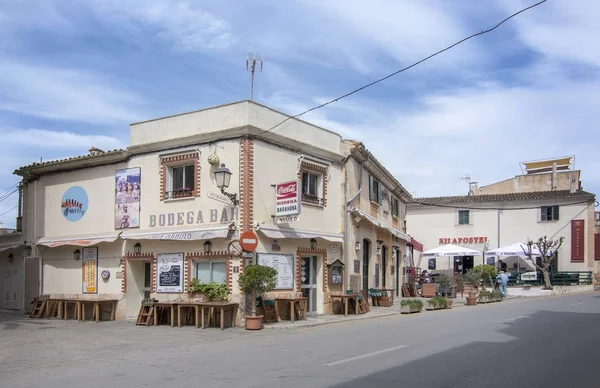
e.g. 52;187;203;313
329;309;600;388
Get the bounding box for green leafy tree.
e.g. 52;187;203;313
522;236;564;290
473;264;497;290
238;265;278;316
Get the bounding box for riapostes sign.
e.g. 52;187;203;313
149;206;238;228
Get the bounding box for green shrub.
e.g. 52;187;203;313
238;265;278;316
400;299;423;310
187;279;229;301
429;296;448;308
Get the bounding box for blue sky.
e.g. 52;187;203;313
1;0;598;227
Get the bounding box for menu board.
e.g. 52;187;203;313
156;253;184;293
256;253;294;290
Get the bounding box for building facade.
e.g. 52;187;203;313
10;100;414;319
407;188;597;276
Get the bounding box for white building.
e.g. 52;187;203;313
406;159;597;277
5;100;414;318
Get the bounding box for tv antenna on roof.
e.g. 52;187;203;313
246;52;263;101
461;174;472;184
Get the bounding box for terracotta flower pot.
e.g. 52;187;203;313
466;296;478;306
445;299;453;309
244;315;263;330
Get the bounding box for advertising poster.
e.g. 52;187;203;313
82;247;98;294
256;253;294;289
115;167;141;229
275;180;301;217
156;253;184;293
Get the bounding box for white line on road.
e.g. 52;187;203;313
497;316;530;324
325;345;408;367
569;301;585;306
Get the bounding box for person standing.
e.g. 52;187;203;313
496;271;509;297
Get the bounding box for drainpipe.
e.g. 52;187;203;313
344;148;368;290
497;209;501;248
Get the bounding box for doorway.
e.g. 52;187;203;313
362;239;370;290
126;260;152;319
454;256;474;274
301;256;318;314
382;246;388;288
24;257;40;312
2;267;21;310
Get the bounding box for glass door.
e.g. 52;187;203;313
301;256;317;313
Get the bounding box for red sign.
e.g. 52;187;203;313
594;233;600;261
275;180;300;217
439;237;488;245
240;231;259;252
571;219;585;262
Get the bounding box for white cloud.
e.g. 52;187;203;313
0;61;145;124
86;0;236;51
0;129;125;227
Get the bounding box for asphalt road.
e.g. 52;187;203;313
1;292;599;388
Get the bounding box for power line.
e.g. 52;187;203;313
0;205;16;218
0;188;18;203
259;0;547;136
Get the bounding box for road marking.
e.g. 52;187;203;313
325;345;408;367
497;316;530;324
569;301;585;306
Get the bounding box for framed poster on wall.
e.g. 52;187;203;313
82;247;98;294
256;253;294;289
114;167;141;229
156;253;184;293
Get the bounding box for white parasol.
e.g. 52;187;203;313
421;244;483;257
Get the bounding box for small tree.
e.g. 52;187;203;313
522;236;564;290
238;265;277;316
473;264;497;290
463;269;482;296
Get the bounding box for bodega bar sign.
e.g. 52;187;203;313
149;207;238;228
439;237;489;245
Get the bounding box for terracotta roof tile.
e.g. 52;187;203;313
408;190;595;207
14;149;128;175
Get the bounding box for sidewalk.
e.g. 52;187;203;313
262;293;524;330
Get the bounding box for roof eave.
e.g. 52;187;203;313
14;150;129;178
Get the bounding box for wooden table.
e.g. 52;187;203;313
154;302;177;327
330;293;359;316
275;297;308;323
177;302;204;329
200;302;239;330
80;299;118;322
380;288;395;305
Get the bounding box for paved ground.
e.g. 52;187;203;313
1;292;598;388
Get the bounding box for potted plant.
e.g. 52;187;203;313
238;264;278;330
426;296;447;311
463;269;482;306
400;299;423;314
491;291;503;302
436;273;454;308
477;290;491;304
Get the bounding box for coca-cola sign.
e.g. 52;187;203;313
275;180;301;217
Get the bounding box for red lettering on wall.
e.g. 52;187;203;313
571;220;585;262
438;236;490;245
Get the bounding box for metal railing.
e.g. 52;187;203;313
506;271;593;286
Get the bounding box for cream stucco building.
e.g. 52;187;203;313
6;100;415;320
406;159;597;277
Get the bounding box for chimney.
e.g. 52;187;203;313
468;181;478;195
569;177;577;193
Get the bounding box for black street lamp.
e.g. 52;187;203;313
134;243;142;255
213;163;239;206
310;238;317;250
204;240;212;253
73;249;81;260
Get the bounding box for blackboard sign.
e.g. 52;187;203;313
428;258;436;270
156;253;184;293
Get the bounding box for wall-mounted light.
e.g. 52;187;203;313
204;240;212;253
7;253;14;263
24;245;32;256
213;163;239;206
309;238;317;250
73;249;81;260
134;243;142;255
355;242;361;251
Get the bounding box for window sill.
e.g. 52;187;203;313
370;201;381;208
538;220;559;223
392;215;399;221
164;196;196;203
302;201;324;209
455;224;472;227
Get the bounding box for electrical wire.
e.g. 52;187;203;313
0;188;18;203
0;205;17;218
258;0;548;136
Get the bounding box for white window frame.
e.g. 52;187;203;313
302;171;323;201
194;259;227;284
166;163;195;198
